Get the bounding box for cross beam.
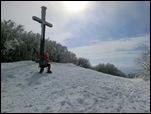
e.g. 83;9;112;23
32;6;53;55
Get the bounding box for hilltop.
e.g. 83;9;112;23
1;61;150;113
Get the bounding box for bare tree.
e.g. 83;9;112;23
135;46;150;80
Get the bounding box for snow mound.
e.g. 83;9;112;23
1;61;150;113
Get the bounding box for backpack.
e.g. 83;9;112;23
39;56;47;68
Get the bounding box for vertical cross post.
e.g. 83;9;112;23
32;6;53;55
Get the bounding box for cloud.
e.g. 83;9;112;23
2;1;149;45
1;1;76;44
49;31;74;43
69;34;150;74
33;1;91;43
69;34;150;59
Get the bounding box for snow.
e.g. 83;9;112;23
1;61;150;113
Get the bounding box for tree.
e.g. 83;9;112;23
1;19;78;64
1;20;40;62
92;63;126;77
76;57;91;68
135;46;150;80
1;20;24;61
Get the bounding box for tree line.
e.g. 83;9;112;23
1;19;127;77
1;20;77;63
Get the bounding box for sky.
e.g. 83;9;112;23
1;1;150;74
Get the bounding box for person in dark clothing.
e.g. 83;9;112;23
38;53;52;73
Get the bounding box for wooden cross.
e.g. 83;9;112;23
32;6;53;55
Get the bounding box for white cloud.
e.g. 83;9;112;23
48;31;74;43
1;1;76;44
1;1;149;46
69;35;150;59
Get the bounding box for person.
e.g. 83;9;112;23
38;52;52;73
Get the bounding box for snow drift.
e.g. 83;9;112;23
1;61;150;113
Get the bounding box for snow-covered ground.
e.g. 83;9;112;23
1;61;150;113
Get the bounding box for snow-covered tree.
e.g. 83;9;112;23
1;19;79;65
1;20;41;61
92;63;126;77
76;57;91;68
1;20;24;61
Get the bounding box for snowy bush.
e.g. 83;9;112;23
76;57;91;68
93;63;126;77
